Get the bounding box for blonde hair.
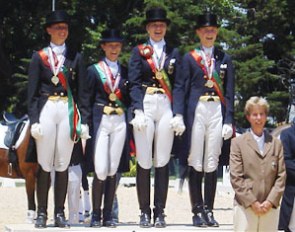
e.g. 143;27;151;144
244;96;269;116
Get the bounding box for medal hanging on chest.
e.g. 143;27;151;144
51;75;59;85
205;79;214;88
102;61;121;102
109;92;117;101
48;47;65;86
152;45;166;79
155;71;163;80
200;50;215;88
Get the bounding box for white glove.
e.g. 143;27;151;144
170;114;186;136
30;123;43;140
222;124;233;140
80;124;91;140
130;109;148;131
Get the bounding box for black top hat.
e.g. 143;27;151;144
195;12;219;29
100;29;124;43
44;10;70;28
143;7;171;25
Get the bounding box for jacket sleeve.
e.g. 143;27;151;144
76;53;91;125
230;137;257;208
223;53;235;124
280;126;295;180
128;46;144;112
172;49;185;115
27;52;41;124
266;138;286;208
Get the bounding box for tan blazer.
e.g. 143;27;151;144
230;130;286;208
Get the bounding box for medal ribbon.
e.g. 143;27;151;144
94;62;126;110
151;44;166;71
190;49;225;106
38;48;81;142
100;60;121;94
138;44;172;102
48;47;65;79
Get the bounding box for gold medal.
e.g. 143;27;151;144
51;75;59;85
155;71;163;80
205;79;214;88
109;93;117;101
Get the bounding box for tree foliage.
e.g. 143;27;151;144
0;0;294;127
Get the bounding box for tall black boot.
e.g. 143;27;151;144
136;163;152;228
153;164;169;228
103;175;117;228
90;174;104;227
204;170;219;227
188;167;207;227
54;169;70;228
35;166;50;228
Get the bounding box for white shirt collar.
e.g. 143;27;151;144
105;58;119;77
105;58;118;68
202;45;214;57
149;38;166;49
250;129;265;155
50;42;66;56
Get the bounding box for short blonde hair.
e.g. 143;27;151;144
244;96;270;116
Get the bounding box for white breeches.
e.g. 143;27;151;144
67;164;82;224
94;114;126;181
134;93;174;169
36;99;74;172
188;101;223;172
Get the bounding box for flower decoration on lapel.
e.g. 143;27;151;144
139;44;154;59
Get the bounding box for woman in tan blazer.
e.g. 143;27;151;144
230;96;286;232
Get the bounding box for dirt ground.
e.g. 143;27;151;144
0;178;235;232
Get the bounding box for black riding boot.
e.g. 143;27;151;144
54;169;70;228
103;175;117;227
188;167;207;227
136;163;152;228
90;174;104;227
204;170;219;227
153;164;169;228
35;166;50;228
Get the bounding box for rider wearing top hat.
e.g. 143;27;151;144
128;7;184;228
180;11;235;227
28;10;90;228
86;28;130;228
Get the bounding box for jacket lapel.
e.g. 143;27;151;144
245;132;262;156
263;131;273;157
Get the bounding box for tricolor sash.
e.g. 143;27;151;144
93;61;126;110
38;48;81;142
138;44;172;102
190;49;226;106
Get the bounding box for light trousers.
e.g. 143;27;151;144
234;204;279;232
188;101;223;172
36;99;74;172
134;93;174;169
94;114;126;180
67;164;82;224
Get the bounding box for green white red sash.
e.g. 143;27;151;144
93;61;126;110
190;49;226;105
38;48;81;142
138;44;172;102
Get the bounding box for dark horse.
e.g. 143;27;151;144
0;116;38;223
